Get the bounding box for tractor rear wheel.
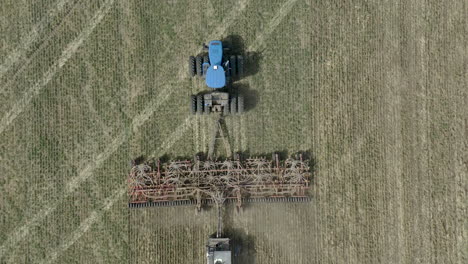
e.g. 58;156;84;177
189;56;196;76
196;56;203;77
237;55;244;76
197;95;203;114
190;95;196;114
237;95;244;114
230;55;237;76
230;96;237;114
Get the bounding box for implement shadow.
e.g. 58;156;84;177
222;204;256;264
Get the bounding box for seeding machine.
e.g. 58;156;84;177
128;40;312;264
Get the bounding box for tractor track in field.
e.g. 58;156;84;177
194;115;201;153
0;79;173;258
40;116;195;263
65;79;176;193
206;0;250;42
39;188;126;264
0;0;116;255
82;60;113;139
234;0;301;152
0;0;115;136
0;0;76;82
240;116;247;152
248;0;301;52
152;116;194;157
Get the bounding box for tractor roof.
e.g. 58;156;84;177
206;65;226;89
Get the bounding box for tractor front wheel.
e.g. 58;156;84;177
189;56;196;76
196;56;203;77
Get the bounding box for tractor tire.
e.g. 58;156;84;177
197;95;203;114
230;55;237;76
237;55;244;76
230;96;237;114
190;95;196;114
202;55;209;77
237;95;244;114
196;56;203;77
189;56;196;76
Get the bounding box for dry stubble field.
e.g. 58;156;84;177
0;0;466;263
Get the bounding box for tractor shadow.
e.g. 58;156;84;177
221;205;257;264
221;35;262;80
229;82;258;112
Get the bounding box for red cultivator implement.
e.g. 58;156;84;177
128;153;311;210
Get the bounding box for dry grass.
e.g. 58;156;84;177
0;0;466;263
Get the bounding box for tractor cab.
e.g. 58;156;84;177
206;65;226;89
205;41;226;89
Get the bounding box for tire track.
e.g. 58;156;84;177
248;0;300;51
39;188;125;264
82;60;112;139
153;116;194;156
66;82;174;193
240;115;247;151
40;116;194;263
0;80;174;258
236;0;301;152
0;0;115;136
195;115;200;153
0;0;72;79
206;0;250;41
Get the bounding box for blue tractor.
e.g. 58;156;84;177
189;40;244;115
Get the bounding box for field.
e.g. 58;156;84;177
0;0;466;263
